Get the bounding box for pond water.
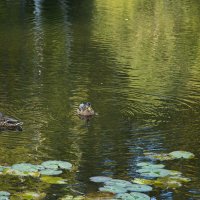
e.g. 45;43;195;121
0;0;200;199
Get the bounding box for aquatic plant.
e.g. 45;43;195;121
116;192;150;200
144;151;195;161
41;160;72;170
89;176;112;183
0;191;10;200
40;176;67;184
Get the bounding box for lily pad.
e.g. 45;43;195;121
169;151;195;159
116;192;150;200
126;184;152;192
40;169;63;176
99;185;127;194
3;168;40;177
133;176;191;189
12;163;39;172
0;191;10;200
41;160;72;170
0;197;9;200
104;179;133;187
41;176;67;184
60;195;85;200
34;165;45;171
90;176;113;183
144;153;173;161
0;166;7;172
137;168;181;178
0;191;10;196
15;191;46;200
137;162;165;169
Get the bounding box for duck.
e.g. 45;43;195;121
77;102;95;116
0;112;23;131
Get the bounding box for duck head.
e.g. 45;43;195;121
77;102;95;116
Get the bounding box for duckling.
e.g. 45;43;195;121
0;112;23;131
77;102;95;116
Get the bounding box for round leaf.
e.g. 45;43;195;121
12;163;39;172
40;169;63;175
116;192;150;200
90;176;112;183
126;184;152;192
105;179;133;187
0;191;10;196
169;151;195;159
99;185;127;194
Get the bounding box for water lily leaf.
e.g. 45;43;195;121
126;184;152;192
116;192;150;200
169;151;195;159
90;176;113;183
0;191;10;196
41;160;72;170
104;179;133;187
15;191;46;200
133;176;190;189
144;153;173;161
132;178;153;185
137;168;181;178
12;163;39;172
40;169;63;175
137;162;165;169
34;165;45;171
3;168;40;177
0;166;8;172
57;161;72;170
60;195;85;200
99;185;127;194
0;196;9;200
41;176;67;184
170;176;191;183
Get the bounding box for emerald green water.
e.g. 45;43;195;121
0;0;200;199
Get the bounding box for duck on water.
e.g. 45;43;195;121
76;102;97;122
0;112;23;131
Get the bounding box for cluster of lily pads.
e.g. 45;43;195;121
144;150;195;161
90;176;152;200
0;160;72;177
0;160;72;199
131;151;194;189
89;151;194;199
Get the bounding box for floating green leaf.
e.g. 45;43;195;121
0;192;10;196
3;168;40;177
104;179;133;187
60;195;85;200
116;192;150;200
90;176;113;183
137;162;165;169
99;185;127;194
133;176;191;189
40;169;63;176
137;168;181;178
41;160;72;170
11;163;39;173
0;166;8;172
0;196;8;199
41;176;67;184
15;191;46;200
0;191;10;200
126;184;152;192
169;151;195;159
144;153;173;161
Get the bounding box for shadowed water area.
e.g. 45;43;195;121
0;0;200;199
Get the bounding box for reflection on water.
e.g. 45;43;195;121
0;0;200;199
